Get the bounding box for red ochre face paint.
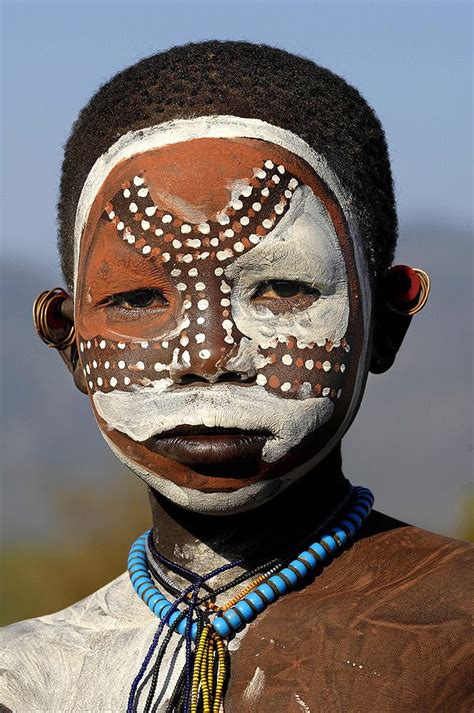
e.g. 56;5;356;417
75;137;367;506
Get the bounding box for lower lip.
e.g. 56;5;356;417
144;433;268;465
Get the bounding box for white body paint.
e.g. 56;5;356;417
94;382;334;463
0;574;185;712
75;116;372;514
242;666;266;704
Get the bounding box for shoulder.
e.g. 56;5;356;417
0;573;151;711
237;519;473;711
360;515;473;607
317;515;473;630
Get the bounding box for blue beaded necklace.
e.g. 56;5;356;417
127;485;373;711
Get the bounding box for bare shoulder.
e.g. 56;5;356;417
358;513;473;607
232;516;473;712
0;573;152;712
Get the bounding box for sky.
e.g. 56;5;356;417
2;0;472;272
1;0;473;541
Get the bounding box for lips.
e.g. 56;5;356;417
144;425;269;467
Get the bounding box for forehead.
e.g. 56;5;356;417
80;137;348;251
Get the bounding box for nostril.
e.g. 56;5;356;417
176;373;209;386
215;371;250;384
174;370;255;386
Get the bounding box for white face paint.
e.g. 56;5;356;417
227;185;349;349
75;117;371;515
94;382;334;464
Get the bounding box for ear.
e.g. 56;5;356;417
369;265;430;374
55;295;88;394
369;302;413;374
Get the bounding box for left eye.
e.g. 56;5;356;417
252;280;321;301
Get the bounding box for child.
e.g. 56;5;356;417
1;41;471;712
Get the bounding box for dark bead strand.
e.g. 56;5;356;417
144;609;189;713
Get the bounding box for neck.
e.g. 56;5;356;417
148;446;349;590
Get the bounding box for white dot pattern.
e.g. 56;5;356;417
86;162;352;403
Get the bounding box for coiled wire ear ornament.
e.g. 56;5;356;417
385;266;431;316
33;288;76;350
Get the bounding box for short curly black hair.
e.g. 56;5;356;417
58;40;397;291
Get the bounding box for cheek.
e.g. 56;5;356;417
253;337;351;404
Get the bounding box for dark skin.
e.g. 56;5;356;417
48;293;473;711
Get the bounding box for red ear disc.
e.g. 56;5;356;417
33;288;76;349
385;265;431;316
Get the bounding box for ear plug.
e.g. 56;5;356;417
384;265;431;316
33;287;76;349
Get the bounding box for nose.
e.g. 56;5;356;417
167;258;257;386
169;310;257;386
170;326;257;385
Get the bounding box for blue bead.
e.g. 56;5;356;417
245;592;266;613
128;553;145;565
137;581;154;597
168;611;181;627
279;567;298;587
129;551;146;563
353;504;369;518
256;583;277;603
299;551;318;569
332;527;348;546
175;620;199;640
145;592;162;608
348;512;363;528
129;564;148;577
290;559;309;578
268;575;288;595
234;600;255;621
131;573;150;589
222;608;243;630
159;604;173;620
213;616;231;637
153;600;170;617
320;535;338;553
129;544;146;556
309;542;327;560
176;620;186;637
340;518;356;536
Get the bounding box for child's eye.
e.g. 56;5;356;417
252;280;321;302
102;288;168;311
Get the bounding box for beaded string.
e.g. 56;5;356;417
128;556;242;713
128;485;373;711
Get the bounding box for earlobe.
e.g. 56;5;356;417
32;288;88;394
369;266;431;375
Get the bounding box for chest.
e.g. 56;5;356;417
14;593;461;713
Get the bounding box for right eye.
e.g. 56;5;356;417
101;288;169;311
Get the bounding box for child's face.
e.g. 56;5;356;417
75;136;370;513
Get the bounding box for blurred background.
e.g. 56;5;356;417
1;1;472;626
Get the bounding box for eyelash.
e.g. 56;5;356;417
251;280;321;300
100;288;168;311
